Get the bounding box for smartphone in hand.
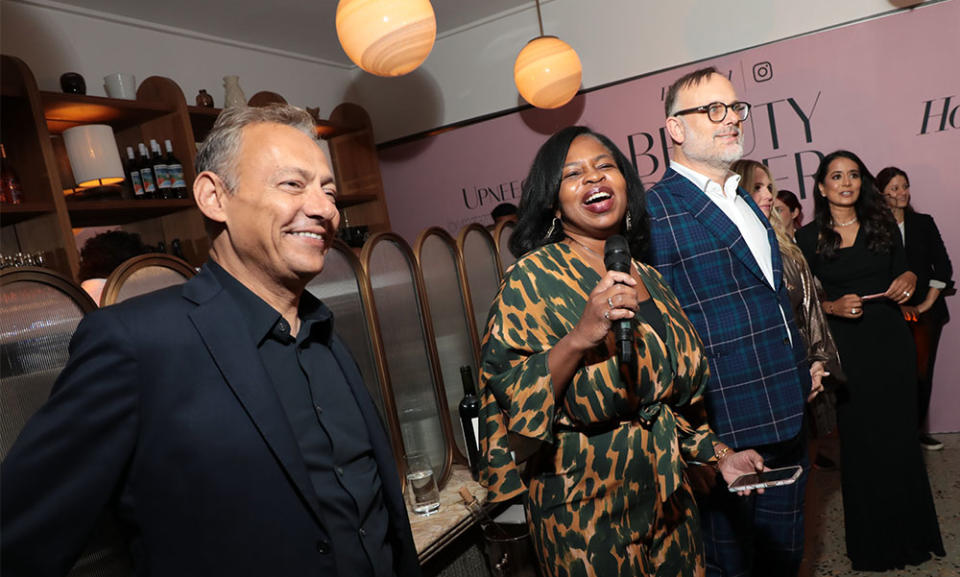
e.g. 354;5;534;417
728;465;803;492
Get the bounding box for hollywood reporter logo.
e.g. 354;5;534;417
752;61;773;83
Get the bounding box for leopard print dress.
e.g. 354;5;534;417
478;242;718;577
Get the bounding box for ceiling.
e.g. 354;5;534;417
50;0;534;67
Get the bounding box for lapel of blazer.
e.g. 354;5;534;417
740;186;784;291
901;212;913;249
663;168;777;289
183;266;323;524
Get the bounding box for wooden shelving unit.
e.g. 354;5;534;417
65;198;198;228
187;105;220;143
40;92;173;134
1;54;392;281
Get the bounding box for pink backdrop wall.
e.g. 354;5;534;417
378;2;960;432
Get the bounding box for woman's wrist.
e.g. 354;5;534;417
713;443;731;470
823;301;834;316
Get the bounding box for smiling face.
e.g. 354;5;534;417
749;165;774;218
883;174;910;209
556;134;628;241
818;156;861;208
211;122;340;292
668;74;745;178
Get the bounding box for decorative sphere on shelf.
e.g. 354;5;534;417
336;0;437;77
514;36;582;109
60;72;86;95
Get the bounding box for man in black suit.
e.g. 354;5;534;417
1;105;421;577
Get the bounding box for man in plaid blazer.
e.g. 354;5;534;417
645;67;812;577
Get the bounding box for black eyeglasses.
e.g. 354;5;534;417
672;101;751;123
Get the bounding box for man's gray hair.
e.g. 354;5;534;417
196;104;318;192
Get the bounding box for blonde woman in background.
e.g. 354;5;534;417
731;160;842;457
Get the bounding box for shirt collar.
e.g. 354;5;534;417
207;259;333;346
670;160;741;198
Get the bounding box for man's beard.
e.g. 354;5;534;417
681;120;744;169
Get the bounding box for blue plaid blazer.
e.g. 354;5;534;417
645;168;809;449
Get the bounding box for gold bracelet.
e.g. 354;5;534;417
714;444;731;469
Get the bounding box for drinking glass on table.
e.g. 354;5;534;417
404;452;440;515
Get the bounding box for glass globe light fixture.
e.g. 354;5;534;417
336;0;437;77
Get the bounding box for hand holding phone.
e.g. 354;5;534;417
728;465;803;492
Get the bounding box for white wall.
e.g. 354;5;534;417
0;0;352;117
2;0;927;142
347;0;930;142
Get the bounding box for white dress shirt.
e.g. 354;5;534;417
671;160;792;345
671;161;774;287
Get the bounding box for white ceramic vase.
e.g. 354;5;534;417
223;75;247;108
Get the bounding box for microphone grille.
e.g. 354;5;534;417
604;234;631;271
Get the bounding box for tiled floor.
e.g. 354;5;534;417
800;432;959;577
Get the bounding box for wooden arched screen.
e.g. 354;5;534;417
100;254;196;306
414;227;480;465
304;241;392;428
456;224;502;342
0;267;95;455
0;267;134;575
493;216;518;275
360;233;454;488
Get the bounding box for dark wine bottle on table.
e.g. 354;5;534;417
459;365;481;480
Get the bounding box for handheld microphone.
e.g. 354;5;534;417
603;234;635;366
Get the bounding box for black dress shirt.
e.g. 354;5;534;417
209;261;393;577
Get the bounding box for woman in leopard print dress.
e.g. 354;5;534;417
477;127;765;577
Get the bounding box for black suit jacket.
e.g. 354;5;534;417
903;210;953;321
1;264;421;577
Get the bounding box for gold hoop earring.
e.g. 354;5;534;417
545;216;560;239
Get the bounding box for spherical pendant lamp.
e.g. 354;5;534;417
513;0;582;109
514;35;582;109
336;0;437;77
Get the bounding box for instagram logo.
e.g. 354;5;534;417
752;61;773;83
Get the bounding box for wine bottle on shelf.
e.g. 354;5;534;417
1;143;25;204
164;139;187;199
125;146;145;199
137;143;158;199
150;139;172;199
459;365;481;480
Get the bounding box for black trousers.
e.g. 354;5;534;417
909;311;946;428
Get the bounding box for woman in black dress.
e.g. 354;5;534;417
877;166;953;451
796;150;945;571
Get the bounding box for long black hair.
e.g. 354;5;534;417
812;150;897;259
509;126;649;261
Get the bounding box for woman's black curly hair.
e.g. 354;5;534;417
508;126;649;261
812;150;897;260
